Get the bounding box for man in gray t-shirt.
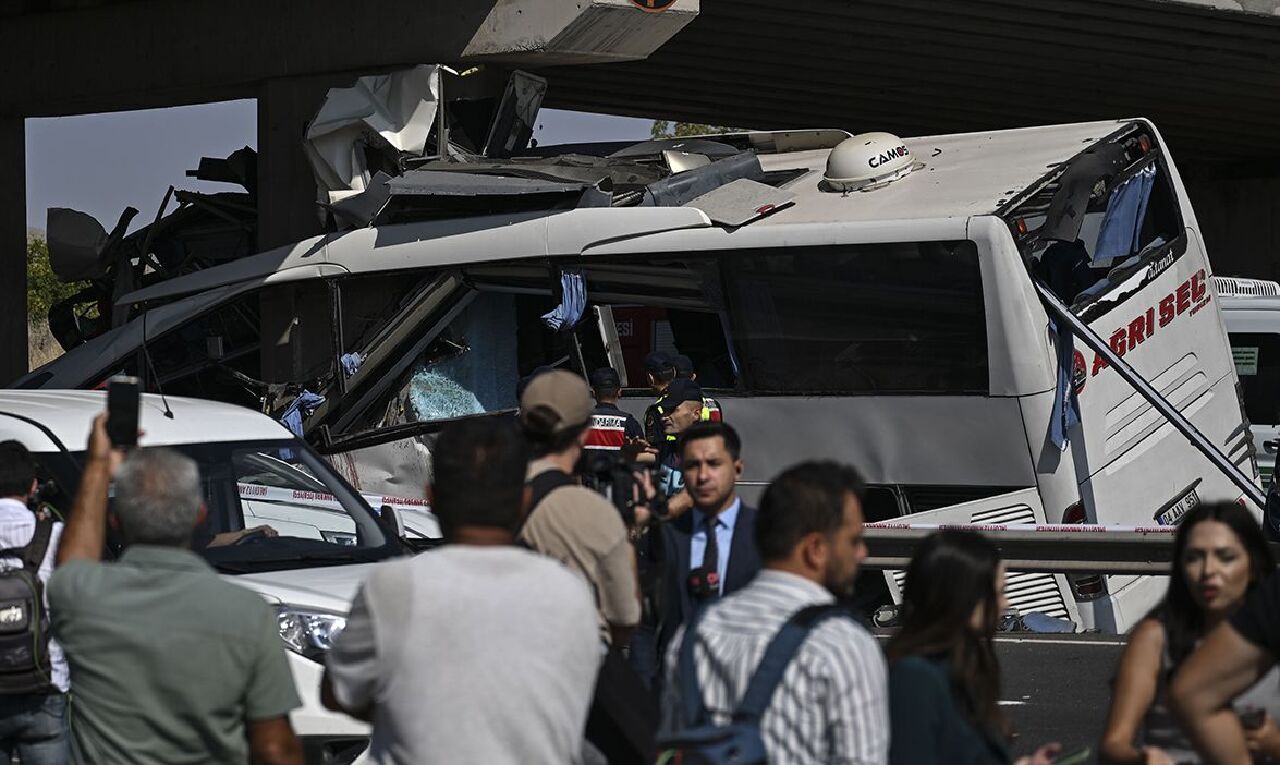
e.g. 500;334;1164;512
323;418;599;764
51;415;302;765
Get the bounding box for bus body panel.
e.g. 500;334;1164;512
617;395;1038;506
1067;235;1253;526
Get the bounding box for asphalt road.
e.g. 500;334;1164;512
997;635;1125;762
874;632;1127;763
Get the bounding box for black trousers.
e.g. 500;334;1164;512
586;644;658;765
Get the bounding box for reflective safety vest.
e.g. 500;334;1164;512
660;399;724;446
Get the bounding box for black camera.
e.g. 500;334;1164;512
578;452;667;527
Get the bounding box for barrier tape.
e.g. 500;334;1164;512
867;522;1177;534
237;483;432;512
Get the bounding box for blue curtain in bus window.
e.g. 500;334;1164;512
1050;319;1081;450
541;270;586;331
1094;166;1157;266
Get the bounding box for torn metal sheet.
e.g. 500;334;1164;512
663;150;712;174
374;171;610;224
304;65;442;204
389;170;594;197
641;152;765;207
482;70;547;159
610;137;740;162
411;153;667;190
46;208;112;281
685;178;795;227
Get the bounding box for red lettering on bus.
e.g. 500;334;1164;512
1159;295;1175;327
1192;270;1207;302
1110;329;1127;357
1128;316;1146;350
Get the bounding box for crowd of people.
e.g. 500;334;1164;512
0;353;1279;763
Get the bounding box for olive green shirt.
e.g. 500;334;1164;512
48;545;301;764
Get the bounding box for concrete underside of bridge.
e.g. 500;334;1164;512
3;0;1280;382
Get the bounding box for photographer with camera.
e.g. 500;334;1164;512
518;370;655;765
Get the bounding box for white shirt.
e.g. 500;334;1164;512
326;545;600;765
0;498;68;692
661;570;890;765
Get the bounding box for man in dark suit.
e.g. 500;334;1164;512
648;421;761;672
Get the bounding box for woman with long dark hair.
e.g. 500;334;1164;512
1100;501;1280;764
887;529;1061;765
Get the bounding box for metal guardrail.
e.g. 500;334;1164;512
863;524;1184;575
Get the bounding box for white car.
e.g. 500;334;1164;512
0;390;430;764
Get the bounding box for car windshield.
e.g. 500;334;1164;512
35;439;397;574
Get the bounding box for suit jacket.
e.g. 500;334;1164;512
653;502;761;657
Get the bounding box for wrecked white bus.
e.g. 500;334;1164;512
17;118;1257;633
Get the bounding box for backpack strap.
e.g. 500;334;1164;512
23;518;52;572
733;603;848;722
0;517;53;572
677;604;712;728
518;470;577;532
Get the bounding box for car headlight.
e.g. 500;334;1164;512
276;606;346;662
320;530;357;546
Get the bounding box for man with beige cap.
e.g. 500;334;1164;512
518;370;652;764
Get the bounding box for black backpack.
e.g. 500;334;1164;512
0;518;55;694
656;603;848;765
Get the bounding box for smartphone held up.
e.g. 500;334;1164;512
105;376;140;449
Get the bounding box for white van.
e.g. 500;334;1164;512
1214;276;1280;483
0;390;425;764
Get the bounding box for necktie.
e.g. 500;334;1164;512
703;515;720;594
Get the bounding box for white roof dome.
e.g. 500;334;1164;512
824;132;916;191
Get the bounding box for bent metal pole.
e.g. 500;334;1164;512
1035;281;1266;509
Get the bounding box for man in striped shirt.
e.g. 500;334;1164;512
660;461;889;765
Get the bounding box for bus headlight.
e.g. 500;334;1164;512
277;606;346;662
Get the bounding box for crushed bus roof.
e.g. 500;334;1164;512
119;119;1134;308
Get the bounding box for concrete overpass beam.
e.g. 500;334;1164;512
1;0;698;118
466;0;699;65
0;118;25;385
257;77;331;384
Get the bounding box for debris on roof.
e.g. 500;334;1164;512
43;146;259;352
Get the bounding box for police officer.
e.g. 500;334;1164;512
583;367;645;460
642;352;677;447
671;353;722;423
655;378;708;500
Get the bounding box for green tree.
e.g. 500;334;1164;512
26;237;87;321
650;121;742;139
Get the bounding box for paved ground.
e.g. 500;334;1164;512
997;635;1125;762
873;632;1127;763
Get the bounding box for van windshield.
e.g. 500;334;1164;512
35;440;396;574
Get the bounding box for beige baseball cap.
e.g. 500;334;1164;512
519;370;594;433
